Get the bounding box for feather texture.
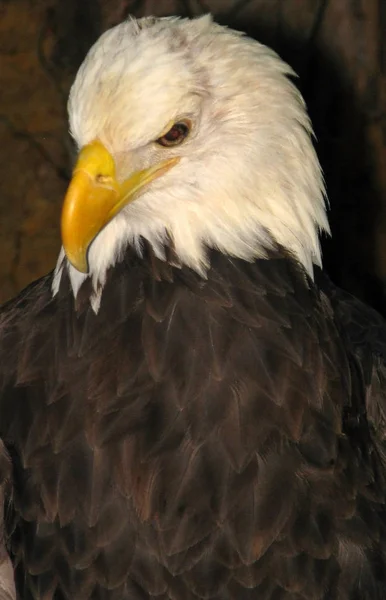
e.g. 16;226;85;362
1;246;386;598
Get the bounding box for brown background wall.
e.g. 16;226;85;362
1;0;386;312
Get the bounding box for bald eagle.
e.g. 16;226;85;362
1;13;386;600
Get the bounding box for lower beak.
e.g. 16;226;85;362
61;140;179;273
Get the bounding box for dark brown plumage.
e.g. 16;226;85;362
0;243;386;599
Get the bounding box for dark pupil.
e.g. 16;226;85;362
165;124;186;142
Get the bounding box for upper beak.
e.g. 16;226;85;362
61;139;179;273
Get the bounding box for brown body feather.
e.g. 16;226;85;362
0;245;386;599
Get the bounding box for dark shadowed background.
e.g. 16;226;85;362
1;0;385;313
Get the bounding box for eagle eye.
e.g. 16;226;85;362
156;120;191;147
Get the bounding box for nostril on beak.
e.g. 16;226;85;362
95;174;109;184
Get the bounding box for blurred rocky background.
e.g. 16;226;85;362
1;0;386;313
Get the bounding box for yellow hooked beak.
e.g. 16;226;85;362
61;140;179;273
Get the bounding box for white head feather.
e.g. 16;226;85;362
52;14;329;310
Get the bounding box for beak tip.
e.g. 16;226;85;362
65;252;89;275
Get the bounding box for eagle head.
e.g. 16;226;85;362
54;15;329;309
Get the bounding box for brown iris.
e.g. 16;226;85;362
156;120;191;147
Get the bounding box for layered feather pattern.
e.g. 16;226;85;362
0;245;386;599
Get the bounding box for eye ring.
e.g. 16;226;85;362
156;120;191;147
